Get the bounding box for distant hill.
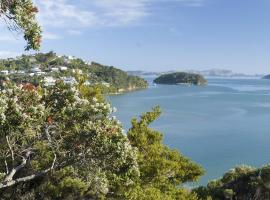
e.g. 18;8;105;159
153;72;207;86
127;69;263;78
262;74;270;79
0;52;148;93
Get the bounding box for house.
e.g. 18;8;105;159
68;55;75;60
101;81;110;87
51;67;59;72
16;70;25;74
59;66;68;71
62;77;76;85
72;69;82;74
44;76;56;86
31;66;41;73
0;70;9;75
36;71;46;76
29;57;36;62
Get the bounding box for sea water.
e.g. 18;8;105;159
108;77;270;185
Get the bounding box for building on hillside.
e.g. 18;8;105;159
29;57;36;63
59;66;68;71
44;76;56;86
0;70;9;75
17;70;25;74
36;71;46;76
101;81;110;87
68;55;75;60
72;69;82;74
62;77;77;85
9;70;16;74
31;66;41;73
51;67;59;72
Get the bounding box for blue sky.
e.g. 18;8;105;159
1;0;270;74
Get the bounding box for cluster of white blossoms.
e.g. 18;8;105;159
0;84;46;126
0;94;8;125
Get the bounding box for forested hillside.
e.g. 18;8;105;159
0;52;148;93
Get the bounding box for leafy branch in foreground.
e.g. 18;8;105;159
0;82;139;199
0;0;41;50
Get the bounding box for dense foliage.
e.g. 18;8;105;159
154;72;207;86
0;81;139;199
0;81;204;199
90;62;148;92
0;0;41;50
194;165;270;200
127;107;204;200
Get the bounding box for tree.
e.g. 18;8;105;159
194;165;270;200
0;0;41;50
127;107;204;200
0;82;139;199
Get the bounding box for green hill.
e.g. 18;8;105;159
0;52;148;93
154;72;207;86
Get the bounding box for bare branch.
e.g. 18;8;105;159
0;167;51;189
4;160;9;174
0;149;57;189
6;136;14;166
4;150;31;182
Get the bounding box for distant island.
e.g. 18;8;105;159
262;74;270;79
153;72;207;85
0;52;148;93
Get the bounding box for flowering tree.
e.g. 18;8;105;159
0;0;41;50
0;82;139;199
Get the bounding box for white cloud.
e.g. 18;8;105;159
33;0;205;28
33;0;99;27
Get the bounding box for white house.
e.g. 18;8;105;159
101;82;110;87
68;55;75;60
17;70;25;74
44;76;56;86
0;70;9;75
72;69;82;74
59;66;68;71
51;67;59;72
29;57;36;62
36;71;46;76
63;77;76;85
31;66;41;73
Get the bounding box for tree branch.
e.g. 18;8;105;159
0;152;57;189
4;160;9;174
6;136;14;166
4;150;31;182
0;127;58;189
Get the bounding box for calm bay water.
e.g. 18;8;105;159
108;77;270;185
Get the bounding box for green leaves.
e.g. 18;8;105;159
0;0;42;50
127;106;204;199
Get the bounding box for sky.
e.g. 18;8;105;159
1;0;270;74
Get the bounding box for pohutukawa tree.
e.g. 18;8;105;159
0;82;139;199
0;0;41;50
